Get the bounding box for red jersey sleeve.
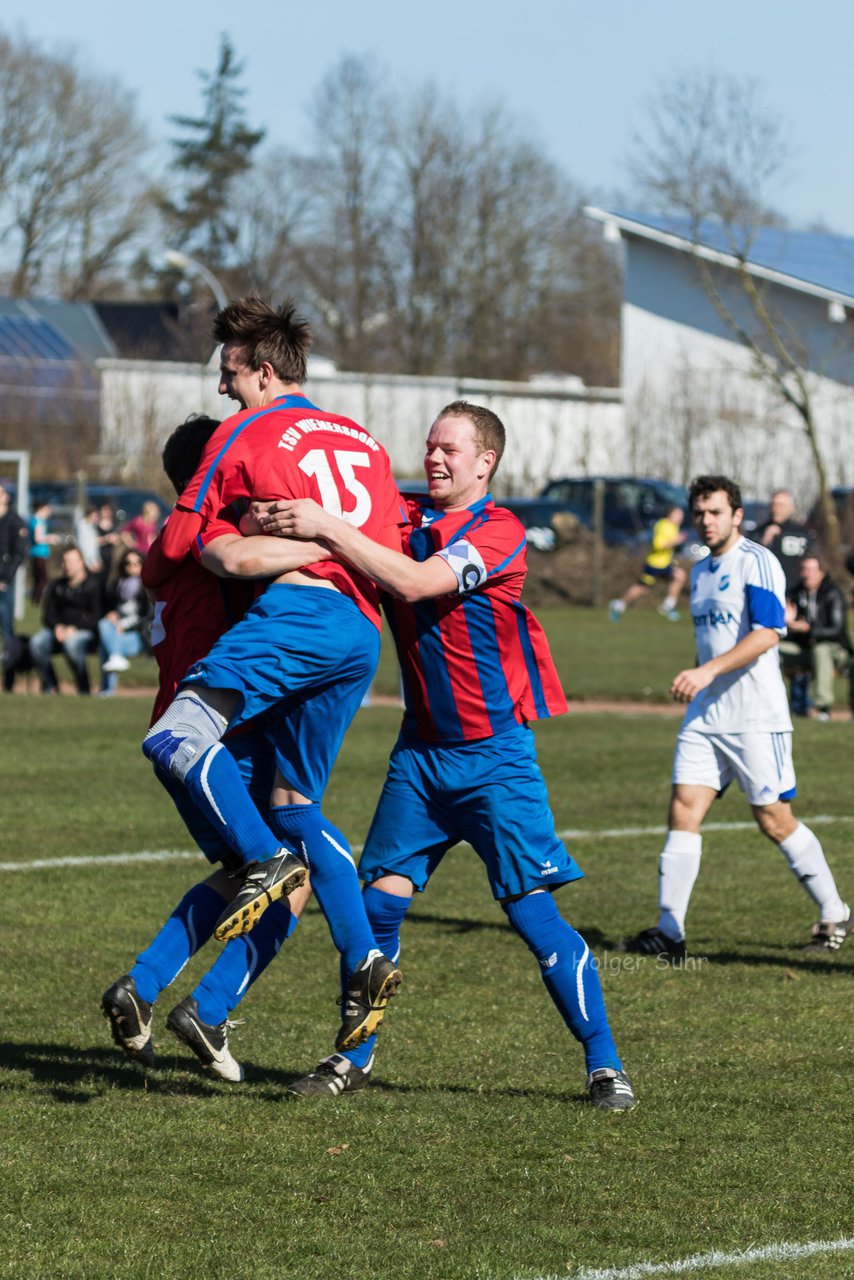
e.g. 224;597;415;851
142;508;203;589
433;507;528;596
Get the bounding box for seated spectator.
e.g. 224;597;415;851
97;548;152;696
29;500;59;604
30;546;102;695
782;554;853;720
120;501;162;556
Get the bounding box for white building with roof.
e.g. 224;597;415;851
0;295;624;495
585;209;854;501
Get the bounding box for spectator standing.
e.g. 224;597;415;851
96;501;120;577
0;484;27;657
74;505;105;577
755;489;812;595
30;546;102;694
29;501;59;604
97;548;151;696
785;554;853;720
120;501;162;556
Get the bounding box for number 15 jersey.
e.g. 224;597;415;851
177;393;406;628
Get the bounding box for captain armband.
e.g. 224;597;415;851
436;539;488;595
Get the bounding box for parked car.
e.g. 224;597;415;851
739;500;767;536
9;481;169;534
503;476;695;554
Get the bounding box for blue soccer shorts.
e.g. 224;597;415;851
181;584;379;801
358;722;584;901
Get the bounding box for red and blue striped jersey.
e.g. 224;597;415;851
176;393;406;628
388;494;568;742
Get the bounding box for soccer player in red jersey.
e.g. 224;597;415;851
142;297;405;1050
255;401;636;1110
103;415;316;1080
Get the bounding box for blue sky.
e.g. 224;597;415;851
3;0;850;232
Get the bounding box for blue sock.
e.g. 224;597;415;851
131;882;225;1005
342;886;411;1069
182;744;283;865
154;764;233;863
504;893;622;1074
268;803;376;974
193;899;298;1026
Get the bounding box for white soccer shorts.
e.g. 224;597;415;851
672;727;796;806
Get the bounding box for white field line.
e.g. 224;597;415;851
1;814;852;874
524;1235;854;1280
560;813;854;841
0;849;203;872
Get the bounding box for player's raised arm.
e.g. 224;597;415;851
257;497;457;602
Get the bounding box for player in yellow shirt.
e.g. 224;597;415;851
609;506;687;622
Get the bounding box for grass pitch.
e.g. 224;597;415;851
1;607;852;1280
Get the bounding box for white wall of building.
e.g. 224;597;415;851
97;359;624;494
618;234;854;500
621;303;854;499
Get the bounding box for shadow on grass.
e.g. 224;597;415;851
406;910;506;935
405;911;610;951
0;1041;600;1107
690;947;854;975
599;936;854;975
0;1040;307;1101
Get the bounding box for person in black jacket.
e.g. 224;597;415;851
755;489;813;595
786;554;853;719
0;484;27;658
30;545;102;694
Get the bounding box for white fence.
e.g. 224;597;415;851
97;359;624;495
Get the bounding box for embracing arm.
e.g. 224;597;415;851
200;531;331;579
256;499;456;602
670;628;780;703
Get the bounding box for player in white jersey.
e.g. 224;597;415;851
624;474;851;958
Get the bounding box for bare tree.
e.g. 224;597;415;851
298;55;395;370
0;29;154;298
232;146;321;300
452;108;617;382
383;91;620;382
383;87;470;374
224;55;619;384
631;71;846;560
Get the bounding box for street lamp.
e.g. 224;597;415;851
163;250;229;312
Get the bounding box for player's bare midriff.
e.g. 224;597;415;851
273;568;341;591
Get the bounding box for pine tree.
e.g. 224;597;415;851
165;34;264;271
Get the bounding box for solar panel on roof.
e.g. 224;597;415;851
0;313;99;424
0;314;78;361
611;210;854;301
